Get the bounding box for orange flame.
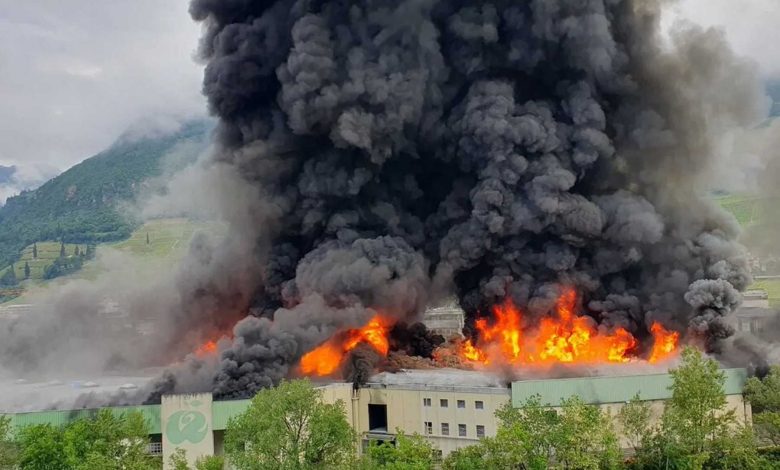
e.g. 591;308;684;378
459;289;678;366
648;322;680;363
195;340;218;357
299;315;390;376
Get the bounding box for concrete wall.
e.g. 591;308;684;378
161;393;214;470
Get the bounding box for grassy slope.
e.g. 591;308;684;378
0;218;224;303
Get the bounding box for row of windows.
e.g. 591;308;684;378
424;421;485;438
422;398;484;409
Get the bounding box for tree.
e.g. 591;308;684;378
16;424;68;470
224;378;355;470
362;431;436;470
14;410;155;470
74;246;80;257
169;448;190;470
0;265;17;287
23;261;30;279
59;240;66;258
745;365;780;445
32;242;37;259
442;443;489;470
443;394;620;470
631;347;765;470
146;232;150;245
617;394;652;453
85;244;96;260
195;454;225;470
0;416;18;469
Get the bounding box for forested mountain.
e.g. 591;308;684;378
0;120;211;267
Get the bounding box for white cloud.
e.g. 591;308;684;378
0;0;206;195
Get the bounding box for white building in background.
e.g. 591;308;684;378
422;302;464;338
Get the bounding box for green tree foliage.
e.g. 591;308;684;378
362;431;436;469
195;454;225;470
59;240;66;258
443;395;620;470
43;255;83;280
16;424;68;470
0;416;18;469
745;366;780;446
74;245;80;257
0;265;16;287
23;261;30;279
31;243;37;259
15;410;155;470
224;378;355;470
169;448;190;470
617;394;652;453
630;347;765;470
146;233;150;245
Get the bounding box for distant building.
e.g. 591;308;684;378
742;289;770;308
734;306;778;334
422;303;464;337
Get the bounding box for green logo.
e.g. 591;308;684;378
166;411;208;444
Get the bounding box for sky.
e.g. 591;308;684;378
0;0;777;202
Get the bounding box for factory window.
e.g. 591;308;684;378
458;424;467;437
475;400;484;410
368;404;388;432
476;425;485;438
457;399;465;409
440;399;448;408
441;423;450;436
424;421;433;435
423;398;431;407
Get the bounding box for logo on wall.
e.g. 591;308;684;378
166;408;208;444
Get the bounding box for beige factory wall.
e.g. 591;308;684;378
345;386;511;457
318;385;751;459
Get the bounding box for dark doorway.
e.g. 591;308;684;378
368;404;388;432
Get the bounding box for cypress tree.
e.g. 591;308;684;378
59;240;66;258
32;242;38;259
24;261;30;279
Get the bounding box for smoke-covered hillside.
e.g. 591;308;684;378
0;120;211;269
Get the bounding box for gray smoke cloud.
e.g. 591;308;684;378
180;0;768;398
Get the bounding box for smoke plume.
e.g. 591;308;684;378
176;0;770;398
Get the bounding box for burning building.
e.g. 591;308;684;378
0;0;771;425
164;0;770;399
1;368;751;467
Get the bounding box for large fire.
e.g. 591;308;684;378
459;288;680;366
296;289;681;377
299;316;391;376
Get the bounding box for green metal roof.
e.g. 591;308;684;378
511;368;747;407
212;399;251;429
1;399;253;434
4;404;162;434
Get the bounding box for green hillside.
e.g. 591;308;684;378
0;120;212;269
715;194;765;226
0;218;225;303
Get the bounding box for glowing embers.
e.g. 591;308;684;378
194;340;218;357
299;315;391;376
460;289;679;366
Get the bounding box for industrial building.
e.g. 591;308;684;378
2;368;750;469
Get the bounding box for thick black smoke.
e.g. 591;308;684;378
186;0;767;398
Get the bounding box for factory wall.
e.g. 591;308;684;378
3;368;751;467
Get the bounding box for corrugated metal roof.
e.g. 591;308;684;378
3;404;162;434
511;368;747;407
211;399;251;430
